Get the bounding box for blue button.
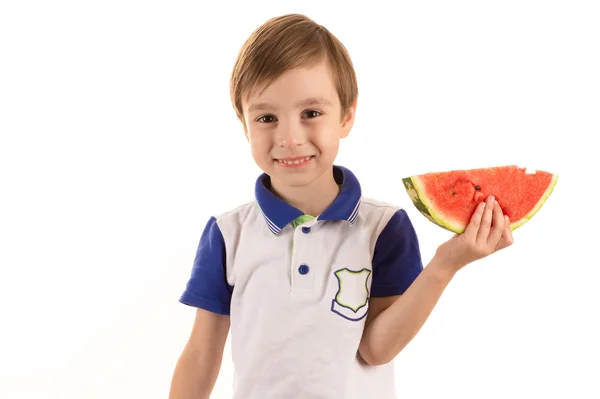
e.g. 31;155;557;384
298;264;309;275
301;226;311;234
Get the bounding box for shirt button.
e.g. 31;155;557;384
301;226;311;234
298;264;309;275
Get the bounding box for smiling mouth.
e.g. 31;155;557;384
275;156;314;166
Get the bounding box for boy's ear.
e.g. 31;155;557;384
340;98;358;138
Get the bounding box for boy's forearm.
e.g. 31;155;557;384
359;256;456;365
168;350;221;399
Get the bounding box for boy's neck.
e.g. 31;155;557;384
269;167;340;217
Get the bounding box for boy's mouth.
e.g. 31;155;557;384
275;156;314;167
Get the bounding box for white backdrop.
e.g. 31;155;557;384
1;1;599;398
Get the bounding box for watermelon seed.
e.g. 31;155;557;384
474;185;481;191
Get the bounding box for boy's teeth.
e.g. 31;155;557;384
279;156;311;164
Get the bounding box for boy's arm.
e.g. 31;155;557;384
169;308;230;399
359;197;513;366
358;257;454;366
171;215;233;398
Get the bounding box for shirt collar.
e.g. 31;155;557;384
255;165;362;235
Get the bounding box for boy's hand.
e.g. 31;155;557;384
435;195;514;274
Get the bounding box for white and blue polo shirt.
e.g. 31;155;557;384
180;165;424;399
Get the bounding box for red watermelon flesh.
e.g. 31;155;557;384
402;165;558;234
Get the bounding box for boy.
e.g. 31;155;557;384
169;13;513;399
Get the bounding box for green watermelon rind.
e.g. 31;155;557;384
402;176;464;234
402;173;558;234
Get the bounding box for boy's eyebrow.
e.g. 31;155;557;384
295;96;333;108
247;97;333;113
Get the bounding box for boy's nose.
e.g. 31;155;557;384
275;123;306;148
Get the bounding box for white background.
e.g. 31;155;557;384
1;1;599;398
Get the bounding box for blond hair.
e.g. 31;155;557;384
230;14;358;125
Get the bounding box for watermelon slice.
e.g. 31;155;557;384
402;165;558;234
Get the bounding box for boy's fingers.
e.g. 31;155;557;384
500;215;514;248
476;196;494;243
465;201;486;241
505;217;514;241
487;201;505;246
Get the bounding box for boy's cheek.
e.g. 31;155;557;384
246;133;269;147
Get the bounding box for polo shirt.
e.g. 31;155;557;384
180;165;424;399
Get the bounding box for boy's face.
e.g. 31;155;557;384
242;60;356;189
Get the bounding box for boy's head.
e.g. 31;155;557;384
230;14;359;189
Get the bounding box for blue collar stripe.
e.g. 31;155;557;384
262;211;281;234
348;198;361;225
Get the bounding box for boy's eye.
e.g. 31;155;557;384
255;110;321;123
303;110;322;118
257;115;276;123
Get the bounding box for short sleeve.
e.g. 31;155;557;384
371;208;424;297
179;216;233;315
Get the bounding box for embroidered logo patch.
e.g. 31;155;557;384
331;268;371;321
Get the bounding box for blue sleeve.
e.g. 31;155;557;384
371;208;424;297
179;216;233;315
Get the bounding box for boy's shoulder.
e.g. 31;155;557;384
358;196;409;219
209;198;261;224
357;196;417;235
359;196;404;211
